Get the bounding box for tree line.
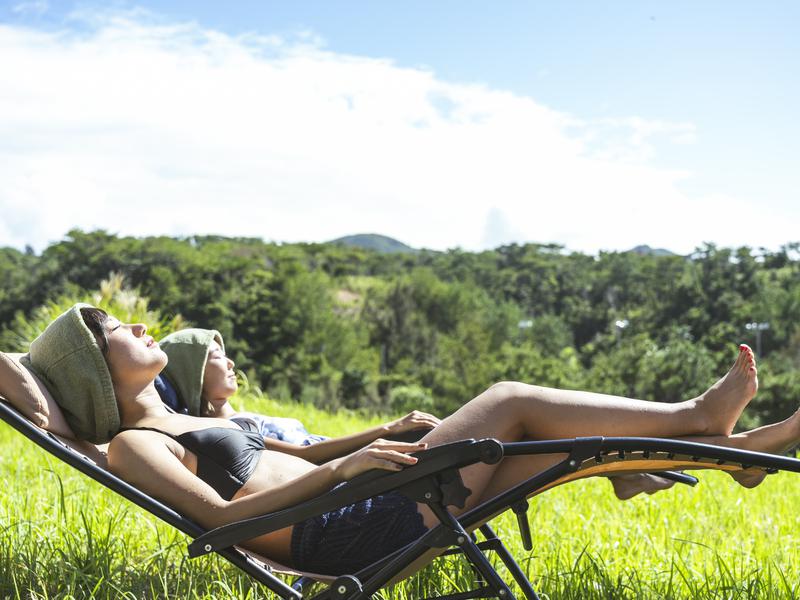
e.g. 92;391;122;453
2;230;799;428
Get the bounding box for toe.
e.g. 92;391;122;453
742;346;756;372
735;347;748;372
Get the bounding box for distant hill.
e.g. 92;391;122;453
330;237;678;256
330;234;418;254
628;245;677;257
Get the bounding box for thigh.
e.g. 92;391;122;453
418;384;524;450
415;394;521;528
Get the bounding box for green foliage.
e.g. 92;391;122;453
0;272;184;352
390;384;435;414
2;232;800;426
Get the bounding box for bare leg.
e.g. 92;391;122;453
469;408;800;510
423;345;756;445
608;410;800;491
416;345;759;526
716;409;800;487
605;344;758;498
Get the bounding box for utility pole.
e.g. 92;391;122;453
614;319;629;347
745;322;770;356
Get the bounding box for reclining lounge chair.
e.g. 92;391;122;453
3;350;799;600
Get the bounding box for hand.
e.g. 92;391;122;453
332;439;428;481
385;411;441;434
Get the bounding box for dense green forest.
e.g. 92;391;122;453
2;230;799;429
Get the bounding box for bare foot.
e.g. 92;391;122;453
609;473;677;500
694;344;758;436
730;468;768;488
728;408;800;488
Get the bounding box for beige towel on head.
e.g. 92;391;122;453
21;303;119;444
159;328;224;416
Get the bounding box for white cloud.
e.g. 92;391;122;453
0;11;795;254
11;1;48;17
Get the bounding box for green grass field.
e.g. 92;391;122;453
2;395;800;599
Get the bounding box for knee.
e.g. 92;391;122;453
487;381;527;399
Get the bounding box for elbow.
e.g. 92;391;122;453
202;499;236;529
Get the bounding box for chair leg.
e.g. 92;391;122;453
477;525;540;600
428;504;517;600
324;515;519;599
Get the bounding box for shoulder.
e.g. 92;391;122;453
108;429;183;469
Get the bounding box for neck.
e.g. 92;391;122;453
115;380;170;425
208;399;236;419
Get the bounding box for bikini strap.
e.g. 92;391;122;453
230;417;259;433
118;426;181;441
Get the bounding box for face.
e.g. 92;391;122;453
201;340;237;407
102;316;168;387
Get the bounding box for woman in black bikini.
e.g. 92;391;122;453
25;304;800;575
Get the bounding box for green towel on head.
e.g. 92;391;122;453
158;328;224;416
21;303;118;443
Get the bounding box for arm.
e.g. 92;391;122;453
276;411;441;464
107;429;426;530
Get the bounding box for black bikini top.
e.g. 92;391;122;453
122;417;264;501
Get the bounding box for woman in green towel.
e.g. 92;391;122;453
156;328;442;464
24;304;798;575
157;327;682;499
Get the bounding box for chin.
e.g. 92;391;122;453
144;352;168;377
153;348;169;368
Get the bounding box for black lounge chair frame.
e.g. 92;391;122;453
4;397;799;600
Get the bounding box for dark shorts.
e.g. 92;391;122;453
290;489;428;575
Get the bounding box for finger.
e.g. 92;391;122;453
375;459;406;472
374;444;429;455
369;449;420;465
408;415;440;425
420;414;441;424
410;413;438;422
410;422;437;431
372;439;428;450
369;447;423;461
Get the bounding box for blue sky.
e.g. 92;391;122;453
0;1;797;253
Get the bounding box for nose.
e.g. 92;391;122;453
131;323;148;337
227;357;235;369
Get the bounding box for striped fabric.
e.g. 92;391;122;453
291;489;427;575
